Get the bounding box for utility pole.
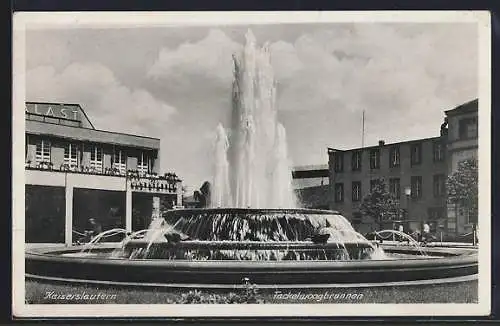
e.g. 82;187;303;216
361;110;365;148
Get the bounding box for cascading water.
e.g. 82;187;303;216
212;29;297;209
111;30;409;262
211;124;233;208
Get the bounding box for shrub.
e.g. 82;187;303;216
177;278;263;304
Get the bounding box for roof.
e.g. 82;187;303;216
293;164;329;172
25;101;161;149
26;120;161;150
445;99;478;116
327;136;442;153
327;99;477;154
26;101;96;129
292;169;329;179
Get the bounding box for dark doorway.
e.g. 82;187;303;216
73;188;126;242
132;193;153;231
132;193;178;231
25;185;65;243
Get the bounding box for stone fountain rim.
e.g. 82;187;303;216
166;208;341;215
25;244;478;286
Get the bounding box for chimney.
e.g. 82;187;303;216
379;140;385;146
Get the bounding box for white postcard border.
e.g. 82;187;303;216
12;10;492;318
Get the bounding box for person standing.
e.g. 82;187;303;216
472;223;478;246
422;221;430;245
398;224;405;242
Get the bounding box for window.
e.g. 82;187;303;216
137;152;150;175
352;181;361;202
389;146;400;167
389;178;401;199
352;211;362;224
370;179;377;192
459;117;478;139
369;149;380;169
466;207;478;225
90;145;103;173
334;183;344;203
334;152;344;172
433;174;446;197
428;207;444;221
113;148;127;174
411;176;422;199
410;143;422;165
433;141;445;162
351;151;362;171
64;143;79;168
35;139;51;163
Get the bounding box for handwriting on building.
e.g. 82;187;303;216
26;103;81;121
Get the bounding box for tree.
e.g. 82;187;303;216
193;181;212;208
359;178;400;230
446;158;478;224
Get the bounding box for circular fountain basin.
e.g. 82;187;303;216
25;244;477;286
25;208;478;287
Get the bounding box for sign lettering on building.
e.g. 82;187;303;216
25;103;81;122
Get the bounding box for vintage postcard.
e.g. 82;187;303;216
12;11;491;318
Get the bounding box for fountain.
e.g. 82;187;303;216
25;30;477;291
211;30;297;209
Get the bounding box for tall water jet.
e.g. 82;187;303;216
212;29;297;208
211;123;233;208
270;123;296;208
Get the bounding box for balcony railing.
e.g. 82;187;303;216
25;161;181;193
129;178;178;193
128;170;179;193
26;161;128;176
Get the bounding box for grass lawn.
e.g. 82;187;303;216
25;278;478;304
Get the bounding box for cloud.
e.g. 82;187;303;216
148;24;477;118
272;23;478;166
142;23;478;182
26;63;177;137
276;23;477;114
269;40;304;81
25;23;478;189
148;28;242;85
26;33;72;70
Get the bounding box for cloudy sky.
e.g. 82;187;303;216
25;22;478;192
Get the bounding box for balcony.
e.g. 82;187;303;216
128;170;180;194
25;161;181;194
26;161;128;177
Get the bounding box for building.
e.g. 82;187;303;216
443;99;479;236
328;137;448;235
292;165;329;209
327;99;478;237
25;102;183;245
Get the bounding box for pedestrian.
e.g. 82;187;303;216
398;224;405;242
472;223;478;245
414;229;421;243
422;221;430;245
